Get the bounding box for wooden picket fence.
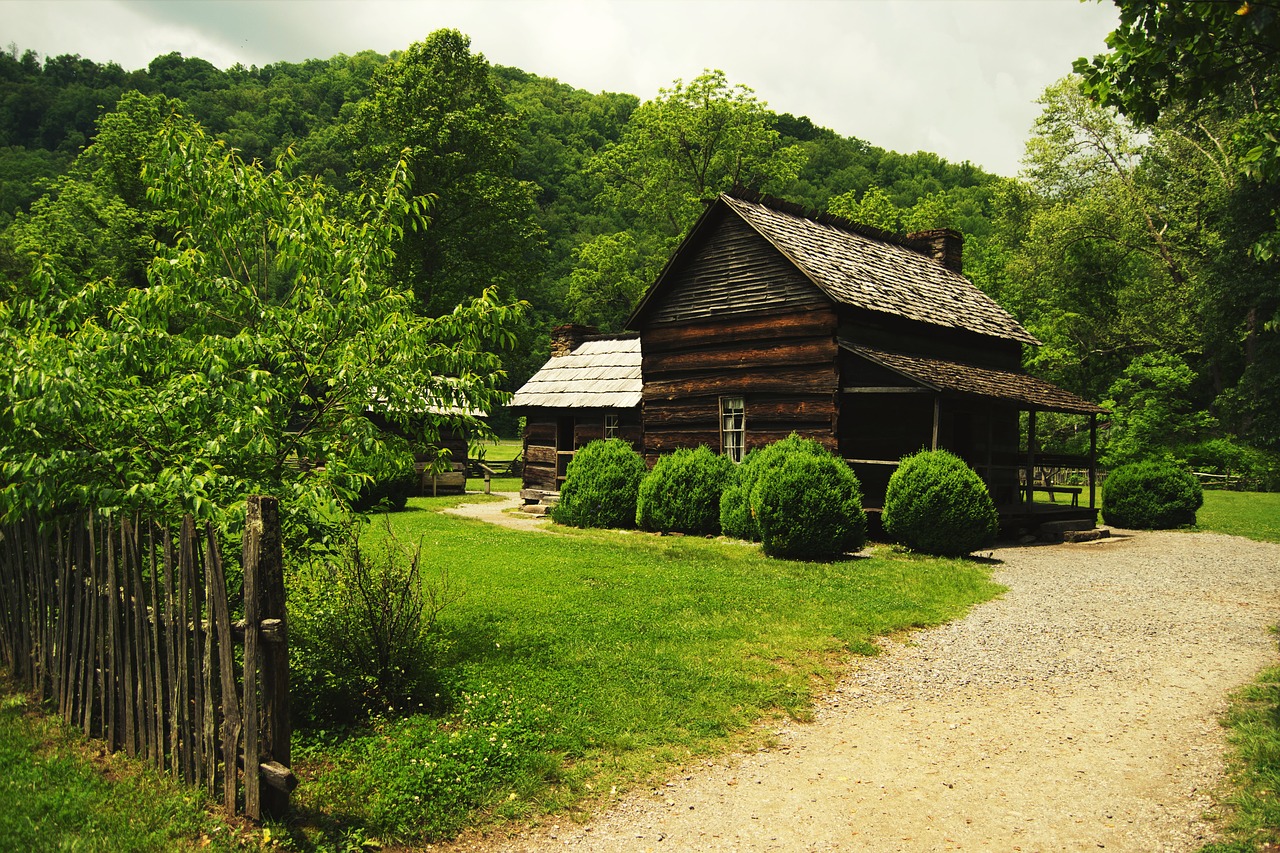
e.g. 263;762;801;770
0;495;293;820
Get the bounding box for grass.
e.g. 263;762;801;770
1197;490;1280;543
287;494;1004;846
0;681;260;852
1197;663;1280;853
467;438;523;493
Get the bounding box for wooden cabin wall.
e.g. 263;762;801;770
839;313;1024;371
645;211;827;325
521;409;642;491
522;415;558;491
642;309;840;462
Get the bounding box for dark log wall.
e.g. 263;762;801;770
643;309;840;461
639;210;844;462
521;409;642;491
840;312;1024;371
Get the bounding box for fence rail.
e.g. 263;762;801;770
0;496;291;820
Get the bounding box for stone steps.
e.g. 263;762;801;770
519;488;560;514
1038;518;1104;543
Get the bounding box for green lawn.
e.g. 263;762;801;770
467;438;523;493
1197;490;1280;543
290;494;1004;845
0;686;258;852
1197;665;1280;853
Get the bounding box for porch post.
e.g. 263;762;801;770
1025;409;1037;510
931;396;940;450
1089;413;1097;510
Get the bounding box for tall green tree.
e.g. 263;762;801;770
342;29;545;317
569;70;806;330
593;70;806;237
0;113;523;530
1076;1;1280;448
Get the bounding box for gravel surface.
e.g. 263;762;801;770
432;528;1280;853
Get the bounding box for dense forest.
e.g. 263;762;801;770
2;8;1278;508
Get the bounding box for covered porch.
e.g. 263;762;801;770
838;343;1109;534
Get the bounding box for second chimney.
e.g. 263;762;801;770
550;323;597;357
907;228;964;275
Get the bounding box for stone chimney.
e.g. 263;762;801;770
550;323;597;357
907;228;964;275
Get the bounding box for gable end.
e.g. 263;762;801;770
646;209;828;325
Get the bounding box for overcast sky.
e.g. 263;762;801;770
5;0;1120;177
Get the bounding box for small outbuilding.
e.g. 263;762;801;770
509;326;643;491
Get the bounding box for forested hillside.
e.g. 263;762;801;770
2;19;1277;482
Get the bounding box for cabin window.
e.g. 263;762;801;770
604;413;620;439
721;396;746;462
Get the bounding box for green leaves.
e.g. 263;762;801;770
1;105;523;532
592;70;806;236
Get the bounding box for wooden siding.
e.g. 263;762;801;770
839;313;1024;371
643;306;840;461
521;408;642;491
647;212;828;325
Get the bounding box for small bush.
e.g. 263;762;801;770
752;451;867;559
636;446;735;535
552;439;646;529
1102;459;1203;529
719;433;830;541
882;449;998;557
350;449;419;513
289;520;458;725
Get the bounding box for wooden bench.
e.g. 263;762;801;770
416;462;466;496
1023;484;1083;506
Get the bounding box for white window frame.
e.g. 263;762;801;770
720;396;746;463
604;412;620;440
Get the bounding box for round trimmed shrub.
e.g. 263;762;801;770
882;449;998;557
752;452;867;559
636;445;735;535
1101;459;1203;529
719;433;830;542
552;439;647;529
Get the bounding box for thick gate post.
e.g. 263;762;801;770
242;496;294;821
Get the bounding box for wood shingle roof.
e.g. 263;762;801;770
721;194;1039;345
843;342;1108;415
509;337;642;410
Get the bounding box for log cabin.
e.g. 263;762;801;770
509;326;643;491
515;189;1106;530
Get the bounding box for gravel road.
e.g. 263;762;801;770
440;527;1280;853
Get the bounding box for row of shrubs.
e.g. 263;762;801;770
553;436;1002;559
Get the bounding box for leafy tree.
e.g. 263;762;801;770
342;29;545;317
1101;352;1218;466
1076;0;1280;247
826;185;901;231
565;232;653;331
593;69;806;237
0;113;523;532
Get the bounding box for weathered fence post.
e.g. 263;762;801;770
242;495;293;821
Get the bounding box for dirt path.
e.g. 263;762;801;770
441;519;1280;852
442;492;555;532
